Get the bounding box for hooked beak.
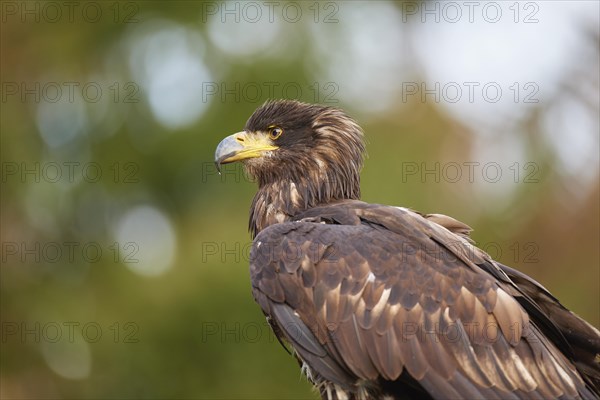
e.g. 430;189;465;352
214;131;278;173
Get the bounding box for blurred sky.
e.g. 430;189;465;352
1;1;599;399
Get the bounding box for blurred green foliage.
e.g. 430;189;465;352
1;1;598;399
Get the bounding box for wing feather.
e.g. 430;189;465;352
249;201;597;398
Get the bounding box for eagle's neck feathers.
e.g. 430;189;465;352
249;165;361;237
247;108;365;237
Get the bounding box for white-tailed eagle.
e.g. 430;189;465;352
214;100;600;400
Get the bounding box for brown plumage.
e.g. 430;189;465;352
214;100;600;400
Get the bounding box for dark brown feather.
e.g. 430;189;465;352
250;202;599;399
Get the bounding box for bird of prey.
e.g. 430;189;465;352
214;100;600;399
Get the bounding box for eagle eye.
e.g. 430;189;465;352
268;126;283;140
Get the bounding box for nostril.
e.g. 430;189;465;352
236;136;245;143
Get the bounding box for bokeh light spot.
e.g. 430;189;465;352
113;205;176;277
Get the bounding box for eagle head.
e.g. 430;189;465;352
214;100;366;191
